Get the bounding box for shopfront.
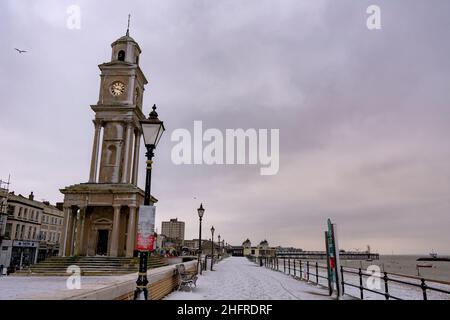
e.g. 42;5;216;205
10;240;38;269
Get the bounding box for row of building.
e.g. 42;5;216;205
0;189;64;271
0;186;213;270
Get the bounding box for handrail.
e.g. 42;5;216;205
247;255;450;300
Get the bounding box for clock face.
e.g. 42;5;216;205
110;81;126;97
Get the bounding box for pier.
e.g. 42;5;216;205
276;251;380;261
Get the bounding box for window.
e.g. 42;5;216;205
118;50;125;61
15;224;20;239
30;211;34;221
32;227;36;240
20;225;25;239
7;205;15;215
5;223;12;239
18;207;22;218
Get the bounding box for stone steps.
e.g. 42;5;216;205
16;256;168;276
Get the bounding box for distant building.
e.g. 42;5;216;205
37;201;64;262
0;191;64;271
275;246;303;254
242;239;276;258
161;218;185;241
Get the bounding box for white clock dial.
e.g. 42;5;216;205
110;81;126;96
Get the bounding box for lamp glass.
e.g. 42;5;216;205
141;122;164;147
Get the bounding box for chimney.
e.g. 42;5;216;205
56;202;64;211
29;191;34;201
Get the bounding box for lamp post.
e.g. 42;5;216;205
197;204;205;274
134;104;165;300
218;234;221;260
210;226;215;271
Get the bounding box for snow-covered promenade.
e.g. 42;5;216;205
165;257;333;300
0;273;137;300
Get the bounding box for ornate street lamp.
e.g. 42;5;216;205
210;226;215;271
197;203;205;274
134;104;165;300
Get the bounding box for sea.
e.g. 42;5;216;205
339;255;450;283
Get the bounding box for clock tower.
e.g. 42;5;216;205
60;29;155;258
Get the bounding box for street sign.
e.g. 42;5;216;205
326;218;343;298
136;205;156;252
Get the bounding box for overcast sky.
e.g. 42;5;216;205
1;0;450;254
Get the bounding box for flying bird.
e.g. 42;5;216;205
14;48;27;54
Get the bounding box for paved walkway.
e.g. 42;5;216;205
165;257;332;300
0;273;135;300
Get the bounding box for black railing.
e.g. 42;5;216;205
247;256;450;300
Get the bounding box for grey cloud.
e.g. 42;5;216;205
1;0;450;254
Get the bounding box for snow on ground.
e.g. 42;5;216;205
165;257;334;300
0;273;136;300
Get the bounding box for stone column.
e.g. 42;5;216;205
89;120;102;183
74;207;86;256
73;209;81;256
110;205;121;257
121;122;133;183
60;206;72;257
126;205;137;257
131;131;141;185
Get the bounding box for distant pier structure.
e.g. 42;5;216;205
276;250;379;261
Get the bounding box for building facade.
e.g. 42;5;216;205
242;239;276;258
0;191;64;271
161;218;185;241
60;30;156;257
37;202;64;262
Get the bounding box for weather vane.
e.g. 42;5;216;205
126;14;131;36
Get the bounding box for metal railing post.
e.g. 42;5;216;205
316;262;319;284
359;268;364;300
277;257;279;271
383;272;389;300
340;266;345;295
307;261;310;282
288;258;291;275
299;260;302;279
293;259;296;277
421;278;428;300
284;258;286;273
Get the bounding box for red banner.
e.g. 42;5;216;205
136;206;156;251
